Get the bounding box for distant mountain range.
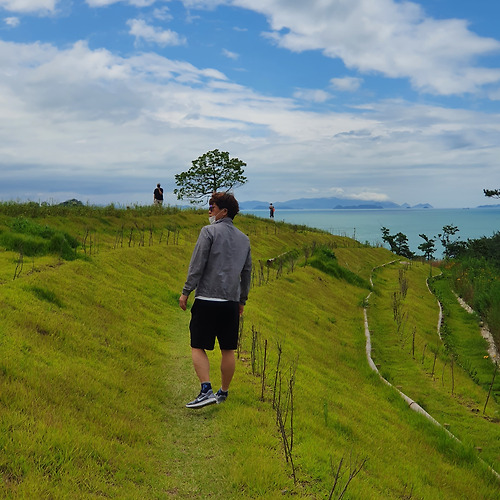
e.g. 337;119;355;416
239;196;433;210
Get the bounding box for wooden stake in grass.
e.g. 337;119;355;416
236;315;244;360
483;361;499;415
421;343;427;365
272;342;282;410
289;376;294;453
441;360;448;387
114;226;124;249
431;349;438;379
83;228;89;254
140;224;145;246
251;325;259;376
259;260;265;286
260;339;268;401
412;326;416;359
13;250;23;280
451;356;455;396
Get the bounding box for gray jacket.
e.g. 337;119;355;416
182;217;252;304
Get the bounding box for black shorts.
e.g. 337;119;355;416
190;299;240;350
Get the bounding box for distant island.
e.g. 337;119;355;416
477;204;500;209
240;196;434;210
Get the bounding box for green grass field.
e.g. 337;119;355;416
0;205;499;498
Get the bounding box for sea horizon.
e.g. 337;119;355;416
242;207;499;257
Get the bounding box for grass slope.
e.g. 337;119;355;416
0;207;499;498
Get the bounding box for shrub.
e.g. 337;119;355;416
308;246;369;288
0;231;48;256
48;233;78;260
0;217;79;260
466;232;500;267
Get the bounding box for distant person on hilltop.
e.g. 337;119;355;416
179;192;252;409
269;203;275;218
153;183;164;205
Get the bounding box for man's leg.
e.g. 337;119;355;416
186;348;217;408
220;349;235;391
191;348;210;383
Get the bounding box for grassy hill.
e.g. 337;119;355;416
0;204;499;498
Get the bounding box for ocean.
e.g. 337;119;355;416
242;208;500;256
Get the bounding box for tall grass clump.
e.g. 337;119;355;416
0;217;79;260
307;245;370;288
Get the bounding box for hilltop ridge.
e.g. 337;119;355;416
0;205;498;498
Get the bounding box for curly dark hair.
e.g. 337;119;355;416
209;192;240;219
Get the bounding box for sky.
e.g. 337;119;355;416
1;0;500;208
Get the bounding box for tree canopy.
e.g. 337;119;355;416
174;149;247;204
418;233;436;261
484;189;500;199
381;227;414;259
438;224;467;259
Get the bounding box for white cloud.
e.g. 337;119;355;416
223;0;500;97
153;6;173;21
179;0;224;8
0;38;499;207
86;0;156;7
327;187;345;196
0;0;57;13
222;48;239;60
330;76;362;92
127;18;187;47
348;192;389;202
4;16;20;26
293;88;331;103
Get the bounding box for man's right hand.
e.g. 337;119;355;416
179;294;188;311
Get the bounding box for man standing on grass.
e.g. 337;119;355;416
179;192;252;409
153;183;164;205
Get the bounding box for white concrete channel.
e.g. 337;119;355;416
363;261;500;481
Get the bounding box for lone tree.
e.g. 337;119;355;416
484;189;500;199
381;227;414;259
438;224;467;259
418;233;436;261
174;149;247;204
418;233;436;277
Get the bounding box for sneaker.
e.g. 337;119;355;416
215;389;228;404
185;389;217;409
